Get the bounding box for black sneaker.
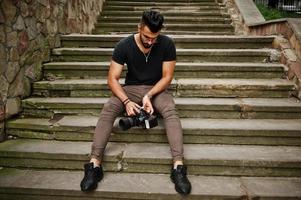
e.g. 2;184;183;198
170;165;191;195
80;162;103;192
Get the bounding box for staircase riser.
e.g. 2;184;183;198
105;2;219;6
7;129;301;146
32;88;292;98
103;6;221;11
106;0;222;2
98;18;231;24
0;157;300;177
52;55;270;63
21;107;301;119
44;70;283;79
0;194;187;200
107;0;221;2
101;11;225;17
0;193;241;200
93;26;233;33
0;190;298;200
61;41;272;49
1;194;127;200
106;2;219;5
176;90;291;98
93;30;234;35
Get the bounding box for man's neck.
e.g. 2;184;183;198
134;33;152;54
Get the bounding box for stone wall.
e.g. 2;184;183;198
225;0;301;99
0;0;105;141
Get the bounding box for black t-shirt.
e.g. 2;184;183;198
112;34;176;85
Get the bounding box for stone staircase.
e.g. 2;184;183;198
1;0;301;199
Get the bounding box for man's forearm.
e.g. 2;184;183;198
108;78;128;103
145;76;173;98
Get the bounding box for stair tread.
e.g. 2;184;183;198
7;116;301;132
103;6;221;11
145;31;234;35
1;139;301;165
53;47;274;52
22;97;301;111
105;2;219;6
96;23;232;27
33;78;295;88
44;61;285;71
61;34;275;40
102;10;222;14
99;16;231;21
51;47;274;57
1;168;301;198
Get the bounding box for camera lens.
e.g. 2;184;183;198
119;117;135;131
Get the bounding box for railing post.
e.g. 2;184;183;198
268;0;278;8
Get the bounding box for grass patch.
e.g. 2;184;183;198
256;4;301;20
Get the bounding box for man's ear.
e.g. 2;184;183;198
137;23;141;32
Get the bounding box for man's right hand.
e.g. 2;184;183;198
125;101;141;116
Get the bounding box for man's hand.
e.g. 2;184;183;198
125;101;141;116
142;94;154;114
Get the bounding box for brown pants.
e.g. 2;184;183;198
91;85;184;162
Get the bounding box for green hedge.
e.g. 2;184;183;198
256;4;301;20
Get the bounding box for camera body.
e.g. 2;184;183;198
119;109;158;131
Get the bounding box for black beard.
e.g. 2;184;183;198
140;34;152;49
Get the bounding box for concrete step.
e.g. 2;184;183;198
94;23;233;33
106;0;222;3
60;34;274;49
99;16;232;24
0;139;301;176
20;97;301;119
93;29;234;35
51;48;276;62
6;116;301;145
107;0;220;2
103;5;221;11
100;10;227;17
105;1;220;6
1;168;301;199
32;78;296;98
43;62;285;79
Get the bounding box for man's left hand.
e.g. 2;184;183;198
142;95;154;114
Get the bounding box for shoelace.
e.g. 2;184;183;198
86;165;98;178
175;169;188;182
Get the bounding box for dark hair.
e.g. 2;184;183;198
140;10;164;33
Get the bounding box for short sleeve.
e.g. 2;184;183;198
163;38;176;61
112;40;126;65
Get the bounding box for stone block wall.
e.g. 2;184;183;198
0;0;105;141
225;0;301;99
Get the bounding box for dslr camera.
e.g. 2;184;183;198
119;108;158;131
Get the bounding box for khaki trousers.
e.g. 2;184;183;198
91;85;184;162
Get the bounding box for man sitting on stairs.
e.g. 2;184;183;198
80;10;192;195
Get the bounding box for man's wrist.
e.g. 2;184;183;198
144;93;152;99
122;98;130;106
